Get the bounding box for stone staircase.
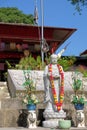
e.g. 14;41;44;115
0;82;10;100
0;82;26;127
0;82;45;127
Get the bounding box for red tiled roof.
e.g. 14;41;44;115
0;23;77;52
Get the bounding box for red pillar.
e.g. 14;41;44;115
50;42;58;54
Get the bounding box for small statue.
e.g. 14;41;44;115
27;110;37;128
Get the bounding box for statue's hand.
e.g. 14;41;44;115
47;72;60;78
53;74;60;79
47;72;51;77
43;96;50;103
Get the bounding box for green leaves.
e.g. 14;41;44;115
0;7;34;24
23;80;30;87
17;55;45;70
71;71;86;105
6;55;76;71
22;69;39;105
68;0;87;14
72;95;78;104
72;95;85;104
79;96;85;104
58;56;76;71
73;79;82;90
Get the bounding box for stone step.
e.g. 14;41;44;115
0;96;27;127
0;82;26;127
0;81;25;109
0;98;26;110
0;109;20;127
0;82;10;100
0;82;43;127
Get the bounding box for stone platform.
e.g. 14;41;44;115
1;70;87;127
0;127;87;130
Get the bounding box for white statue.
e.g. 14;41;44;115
43;47;67;128
43;48;66;112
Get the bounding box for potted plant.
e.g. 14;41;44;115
22;69;39;110
71;71;86;110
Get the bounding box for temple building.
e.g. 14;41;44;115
0;22;76;80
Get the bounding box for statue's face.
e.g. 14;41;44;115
51;58;57;64
50;54;58;64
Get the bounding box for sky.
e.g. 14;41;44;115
0;0;87;56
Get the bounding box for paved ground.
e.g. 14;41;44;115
0;127;50;130
0;127;87;130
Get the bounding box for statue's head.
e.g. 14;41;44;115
50;53;58;64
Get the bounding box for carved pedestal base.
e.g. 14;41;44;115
43;119;60;128
43;109;66;128
27;110;37;128
76;110;85;128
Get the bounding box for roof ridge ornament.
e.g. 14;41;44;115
51;42;71;60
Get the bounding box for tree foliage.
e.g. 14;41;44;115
0;7;34;24
0;1;87;23
68;0;87;13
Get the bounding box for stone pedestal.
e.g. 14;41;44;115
43;109;66;128
76;110;85;128
27;110;37;128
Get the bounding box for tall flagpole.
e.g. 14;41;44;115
40;0;44;64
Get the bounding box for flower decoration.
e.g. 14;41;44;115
23;94;39;105
71;71;86;105
71;94;86;105
72;71;82;91
48;64;64;111
22;70;39;105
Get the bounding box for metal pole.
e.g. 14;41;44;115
40;0;44;64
